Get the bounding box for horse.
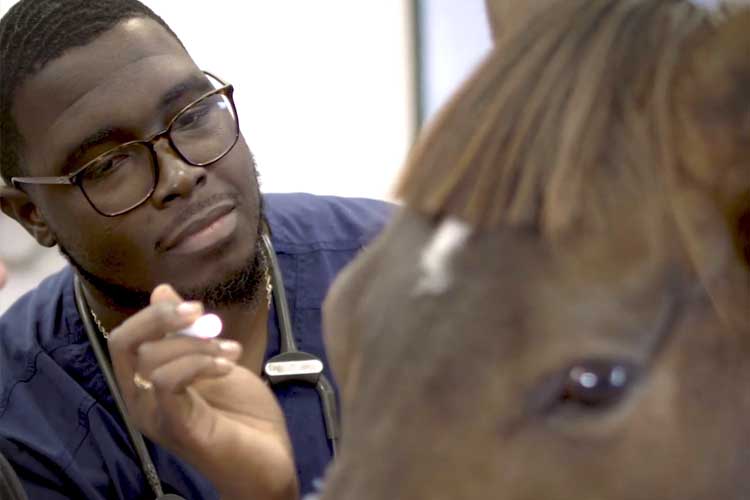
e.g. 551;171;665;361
319;1;750;498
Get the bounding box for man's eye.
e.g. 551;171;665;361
560;360;637;409
175;103;212;129
85;154;129;180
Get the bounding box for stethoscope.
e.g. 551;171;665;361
74;232;339;500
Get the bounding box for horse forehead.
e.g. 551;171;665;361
363;207;671;306
353;214;687;367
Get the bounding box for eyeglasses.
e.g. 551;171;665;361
11;71;240;217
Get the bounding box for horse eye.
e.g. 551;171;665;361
560;360;637;409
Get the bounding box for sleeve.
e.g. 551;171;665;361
0;438;97;500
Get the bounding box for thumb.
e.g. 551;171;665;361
150;283;184;305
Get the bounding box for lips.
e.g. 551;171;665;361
159;201;237;253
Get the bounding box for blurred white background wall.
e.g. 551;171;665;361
145;1;416;200
0;0;492;312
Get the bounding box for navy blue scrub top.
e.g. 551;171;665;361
0;193;392;499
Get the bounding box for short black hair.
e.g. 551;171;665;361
0;0;183;184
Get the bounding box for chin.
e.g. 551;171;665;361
175;237;264;309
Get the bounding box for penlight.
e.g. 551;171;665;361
177;313;223;339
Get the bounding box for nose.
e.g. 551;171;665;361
149;138;207;208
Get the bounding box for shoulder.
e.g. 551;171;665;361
0;267;77;349
263;193;395;253
0;267;81;410
0;268;97;488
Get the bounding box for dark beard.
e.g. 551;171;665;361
60;243;152;309
172;236;268;311
59;213;269;312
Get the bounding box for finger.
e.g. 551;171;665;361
150;355;236;395
135;355;235;446
136;338;242;379
150;283;183;305
111;283;196;355
109;301;204;355
108;287;203;402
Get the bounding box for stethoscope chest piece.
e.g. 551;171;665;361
265;351;324;385
260;232;340;454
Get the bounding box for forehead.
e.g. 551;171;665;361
12;17;201;174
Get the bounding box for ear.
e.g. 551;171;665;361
0;185;57;248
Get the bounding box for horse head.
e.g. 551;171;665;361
321;1;750;498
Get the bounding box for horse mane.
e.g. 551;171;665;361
396;0;747;239
483;0;558;43
397;0;750;333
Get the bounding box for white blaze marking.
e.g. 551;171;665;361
413;217;472;296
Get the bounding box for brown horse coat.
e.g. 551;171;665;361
320;1;750;498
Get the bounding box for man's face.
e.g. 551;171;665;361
11;18;262;306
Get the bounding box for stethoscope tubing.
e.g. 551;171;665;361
260;233;340;451
74;276;171;499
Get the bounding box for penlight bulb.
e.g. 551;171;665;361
177;313;223;339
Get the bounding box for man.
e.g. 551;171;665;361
0;1;391;498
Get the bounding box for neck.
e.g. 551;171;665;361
215;300;269;374
79;277;141;335
79;275;271;375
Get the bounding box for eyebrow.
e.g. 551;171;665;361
62;74;214;172
159;74;214;113
64;127;119;173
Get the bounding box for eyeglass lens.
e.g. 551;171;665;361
81;91;238;216
81;143;155;216
171;93;237;164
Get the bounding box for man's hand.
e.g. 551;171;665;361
107;284;298;500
